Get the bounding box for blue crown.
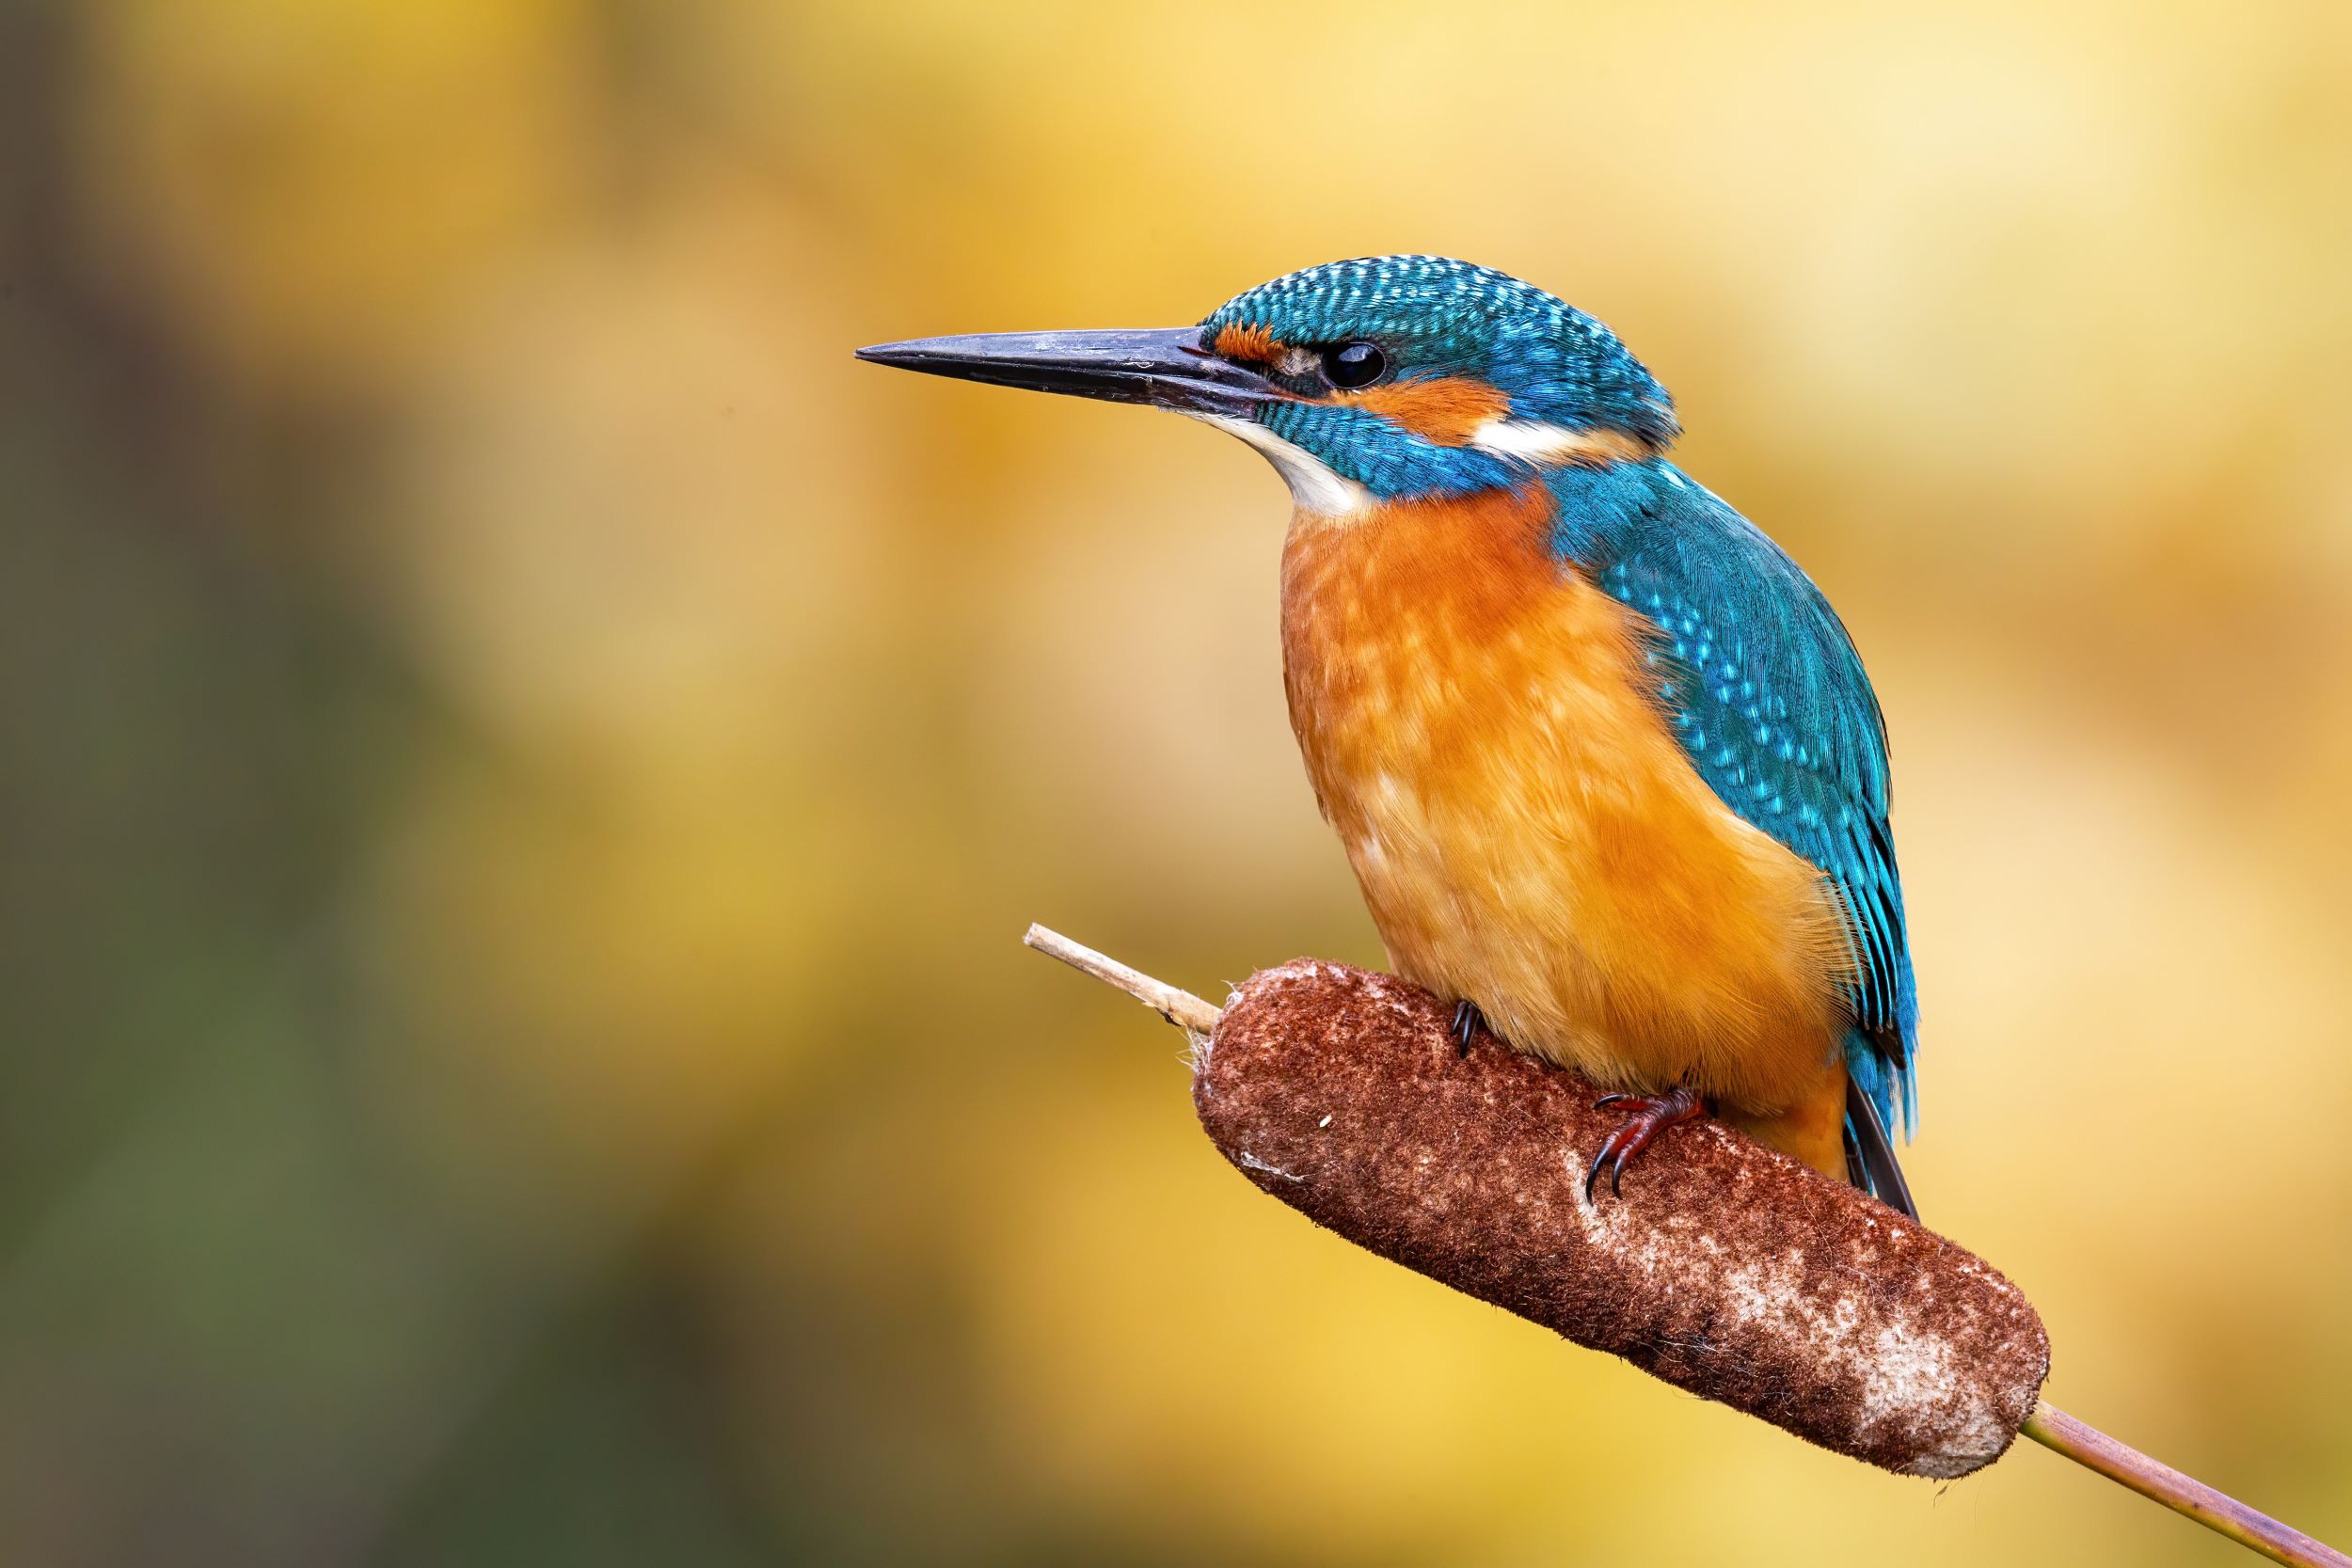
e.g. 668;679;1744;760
1200;255;1678;446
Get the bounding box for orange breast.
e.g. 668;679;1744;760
1279;484;1852;1117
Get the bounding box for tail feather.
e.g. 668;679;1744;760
1843;1072;1918;1221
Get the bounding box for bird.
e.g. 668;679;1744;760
858;256;1918;1218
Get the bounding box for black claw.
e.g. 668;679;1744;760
1610;1145;1630;1197
1450;1000;1483;1058
1583;1142;1612;1201
1594;1093;1627;1109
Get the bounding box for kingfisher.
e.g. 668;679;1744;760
859;256;1918;1217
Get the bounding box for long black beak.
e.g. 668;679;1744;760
854;327;1278;419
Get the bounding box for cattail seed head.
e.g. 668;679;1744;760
1194;959;2050;1479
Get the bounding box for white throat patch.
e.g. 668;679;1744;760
1192;414;1373;518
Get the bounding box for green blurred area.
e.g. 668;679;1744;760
3;0;2349;1562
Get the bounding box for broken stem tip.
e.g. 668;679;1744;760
1022;923;1221;1035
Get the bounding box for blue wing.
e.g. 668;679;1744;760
1546;461;1918;1144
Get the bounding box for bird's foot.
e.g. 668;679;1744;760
1450;1000;1486;1057
1584;1085;1707;1200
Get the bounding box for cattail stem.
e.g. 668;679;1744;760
2021;1402;2349;1568
1023;923;1220;1034
1023;922;2351;1568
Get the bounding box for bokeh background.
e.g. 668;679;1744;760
4;0;2350;1562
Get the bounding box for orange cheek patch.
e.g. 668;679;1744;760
1213;321;1282;365
1338;375;1512;446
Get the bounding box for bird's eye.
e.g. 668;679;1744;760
1322;341;1388;390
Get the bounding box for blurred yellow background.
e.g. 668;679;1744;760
4;0;2349;1562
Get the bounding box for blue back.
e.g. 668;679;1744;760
1545;459;1920;1136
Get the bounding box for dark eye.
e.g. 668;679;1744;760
1322;341;1387;389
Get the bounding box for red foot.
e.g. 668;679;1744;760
1585;1086;1707;1200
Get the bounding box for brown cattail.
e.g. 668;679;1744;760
1025;925;2349;1566
1195;957;2047;1479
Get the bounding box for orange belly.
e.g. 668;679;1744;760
1280;484;1855;1137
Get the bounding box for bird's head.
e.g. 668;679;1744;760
858;255;1677;515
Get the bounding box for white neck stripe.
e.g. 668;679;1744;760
1469;419;1648;467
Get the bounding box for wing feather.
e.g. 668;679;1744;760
1552;463;1919;1136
